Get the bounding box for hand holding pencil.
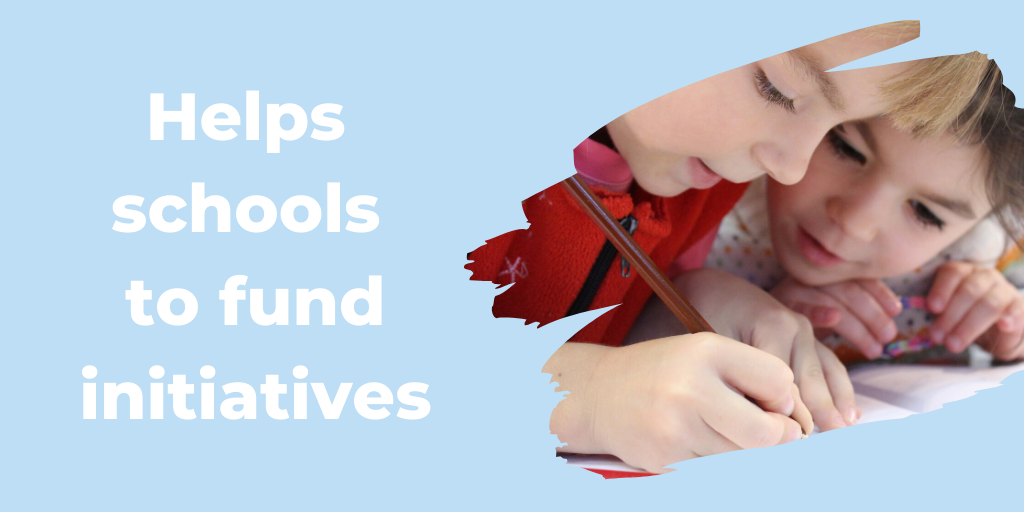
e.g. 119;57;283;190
562;175;852;434
547;333;812;473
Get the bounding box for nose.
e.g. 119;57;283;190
826;185;886;242
752;125;827;185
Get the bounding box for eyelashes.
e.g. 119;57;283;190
826;129;866;164
910;200;946;230
828;129;945;230
754;69;796;113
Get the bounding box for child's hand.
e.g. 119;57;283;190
770;277;902;359
545;334;812;473
633;269;859;431
926;262;1024;359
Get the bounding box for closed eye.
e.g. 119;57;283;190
910;199;945;230
754;69;796;113
826;129;866;165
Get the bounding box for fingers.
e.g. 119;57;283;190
997;297;1024;333
812;326;836;341
771;278;844;329
817;280;899;359
789;302;842;328
945;284;1016;353
785;383;815;435
756;382;813;436
821;281;898;344
772;277;898;359
988;328;1024;361
789;323;848;431
767;412;806;446
927;262;974;314
722;309;848;434
976;297;1024;361
856;279;903;316
695;340;806;451
831;310;884;359
816;341;860;425
700;382;803;450
691;412;744;458
743;309;804;374
929;267;1003;352
711;335;819;439
731;312;816;436
713;339;796;404
790;383;814;435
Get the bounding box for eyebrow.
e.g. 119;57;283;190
790;49;845;113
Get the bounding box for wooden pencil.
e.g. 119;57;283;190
560;174;715;334
563;173;812;437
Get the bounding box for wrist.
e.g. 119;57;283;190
544;342;610;454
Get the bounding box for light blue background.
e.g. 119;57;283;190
3;1;1023;510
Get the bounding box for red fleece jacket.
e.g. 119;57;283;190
467;178;747;346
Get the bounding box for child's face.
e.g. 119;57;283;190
767;118;992;286
605;27;916;197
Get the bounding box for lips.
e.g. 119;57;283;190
687;157;723;189
797;227;846;267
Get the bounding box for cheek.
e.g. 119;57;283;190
623;97;701;154
871;235;956;278
655;73;757;152
871;250;919;278
768;179;817;219
772;150;843;216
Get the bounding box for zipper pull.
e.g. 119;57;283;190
620;214;638;277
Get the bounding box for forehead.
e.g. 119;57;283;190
783;27;921;121
765;49;916;123
867;119;989;195
828;61;916;121
780;50;844;112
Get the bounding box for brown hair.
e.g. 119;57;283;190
957;61;1024;244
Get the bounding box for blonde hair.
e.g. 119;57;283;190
817;21;992;137
867;20;921;41
881;51;994;137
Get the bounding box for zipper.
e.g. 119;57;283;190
566;214;638;317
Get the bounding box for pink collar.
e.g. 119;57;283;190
573;138;633;193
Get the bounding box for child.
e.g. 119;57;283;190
699;62;1024;366
467;22;994;473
